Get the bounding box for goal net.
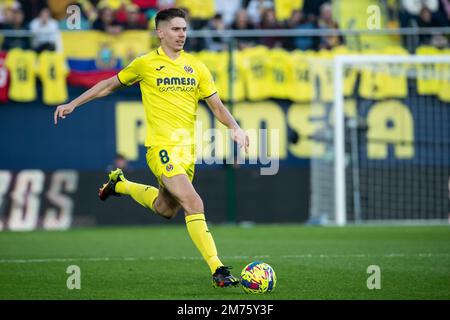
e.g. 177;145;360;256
309;54;450;225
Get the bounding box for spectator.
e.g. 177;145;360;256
430;33;449;48
93;6;123;34
78;0;99;28
441;0;450;23
302;0;328;18
18;0;46;24
399;0;448;27
202;13;227;51
215;0;242;28
230;8;258;49
2;7;30;50
29;7;62;52
246;0;273;26
416;6;448;45
288;9;317;51
0;3;16;27
258;7;285;48
177;7;202;51
317;2;342;50
416;6;447;28
119;4;148;29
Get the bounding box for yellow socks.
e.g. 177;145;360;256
115;180;159;212
185;213;223;274
114;181;222;274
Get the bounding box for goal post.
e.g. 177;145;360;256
311;54;450;226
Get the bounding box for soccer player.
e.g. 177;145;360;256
54;8;249;288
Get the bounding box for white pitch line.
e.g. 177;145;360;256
0;253;449;264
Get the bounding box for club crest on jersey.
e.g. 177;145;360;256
166;164;173;172
184;65;193;74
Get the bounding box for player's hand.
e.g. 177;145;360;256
232;127;249;153
54;103;76;125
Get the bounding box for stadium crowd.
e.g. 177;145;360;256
1;0;449;53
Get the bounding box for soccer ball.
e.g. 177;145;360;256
240;262;276;294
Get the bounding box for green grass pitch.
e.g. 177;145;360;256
0;224;449;300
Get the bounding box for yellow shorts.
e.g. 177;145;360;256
146;145;196;186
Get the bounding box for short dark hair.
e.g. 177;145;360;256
155;8;186;28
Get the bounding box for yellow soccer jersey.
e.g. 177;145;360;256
38;51;69;105
290;50;315;102
379;46;408;98
196;50;245;103
416;46;441;95
314;47;359;101
5;48;37;102
438;48;450;102
231;50;246;102
313;49;334;103
196;51;226;100
333;45;358;97
117;47;217;147
241;46;271;101
358;49;385;100
268;48;293;100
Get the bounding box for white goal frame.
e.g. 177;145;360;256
333;55;450;226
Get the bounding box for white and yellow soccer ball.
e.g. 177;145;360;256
240;262;276;294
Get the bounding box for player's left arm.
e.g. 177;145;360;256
205;93;249;153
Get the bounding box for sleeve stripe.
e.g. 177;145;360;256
116;73;126;86
203;91;217;99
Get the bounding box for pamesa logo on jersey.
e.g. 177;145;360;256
156;77;196;92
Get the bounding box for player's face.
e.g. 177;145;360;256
157;17;187;52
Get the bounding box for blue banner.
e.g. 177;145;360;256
1;87;449;170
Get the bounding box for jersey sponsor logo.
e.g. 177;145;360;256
166;164;173;172
184;65;193;74
156;66;165;71
156;77;197;92
156;77;196;86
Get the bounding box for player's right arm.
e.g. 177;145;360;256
54;75;122;125
54;54;144;125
